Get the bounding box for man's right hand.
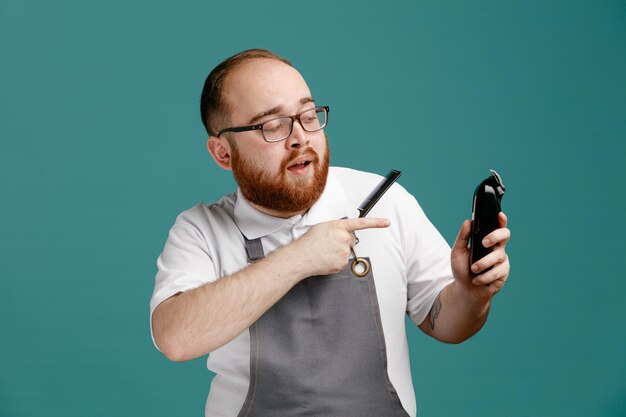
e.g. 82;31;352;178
288;218;391;277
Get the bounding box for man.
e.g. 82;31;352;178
150;49;510;417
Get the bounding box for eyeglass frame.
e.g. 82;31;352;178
215;106;330;143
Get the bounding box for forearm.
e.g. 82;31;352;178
420;282;491;344
151;217;390;361
152;244;309;361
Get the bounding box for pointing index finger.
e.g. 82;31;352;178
343;217;391;232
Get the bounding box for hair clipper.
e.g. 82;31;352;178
470;170;505;266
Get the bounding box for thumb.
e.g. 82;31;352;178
453;220;472;251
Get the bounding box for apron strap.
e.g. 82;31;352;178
244;236;265;262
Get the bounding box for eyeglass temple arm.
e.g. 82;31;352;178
216;124;263;137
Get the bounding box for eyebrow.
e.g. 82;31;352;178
248;97;315;125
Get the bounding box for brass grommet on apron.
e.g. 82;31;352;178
351;257;370;277
350;246;370;277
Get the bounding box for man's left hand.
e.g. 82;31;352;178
451;212;511;304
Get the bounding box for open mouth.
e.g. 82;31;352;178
288;160;311;169
286;156;313;173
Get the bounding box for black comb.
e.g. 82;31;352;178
358;169;402;218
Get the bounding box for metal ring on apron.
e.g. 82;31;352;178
350;246;370;277
351;257;370;277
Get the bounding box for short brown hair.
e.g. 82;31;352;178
199;49;292;136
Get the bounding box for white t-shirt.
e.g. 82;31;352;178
150;167;454;417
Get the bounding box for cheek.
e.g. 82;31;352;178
242;142;285;171
314;134;329;158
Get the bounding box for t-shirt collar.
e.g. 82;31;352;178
233;169;351;240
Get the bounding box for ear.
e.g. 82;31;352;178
207;136;232;170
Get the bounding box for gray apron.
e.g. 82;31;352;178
236;236;409;417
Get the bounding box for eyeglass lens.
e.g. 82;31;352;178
263;107;327;142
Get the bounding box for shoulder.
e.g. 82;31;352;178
330;166;383;185
171;193;237;235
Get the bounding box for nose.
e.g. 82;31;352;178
285;119;310;149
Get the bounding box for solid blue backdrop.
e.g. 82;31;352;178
1;1;625;416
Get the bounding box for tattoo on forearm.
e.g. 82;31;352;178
429;294;442;331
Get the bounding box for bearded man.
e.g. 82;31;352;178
150;49;511;417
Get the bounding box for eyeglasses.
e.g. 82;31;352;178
216;106;329;143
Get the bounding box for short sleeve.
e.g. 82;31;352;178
401;193;454;327
149;219;217;349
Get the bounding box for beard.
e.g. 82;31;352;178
230;138;330;215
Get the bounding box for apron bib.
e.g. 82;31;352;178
236;237;409;417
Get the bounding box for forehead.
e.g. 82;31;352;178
222;58;312;122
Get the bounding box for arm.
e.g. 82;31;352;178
419;212;510;343
152;217;390;362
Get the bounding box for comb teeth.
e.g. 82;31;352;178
358;170;402;218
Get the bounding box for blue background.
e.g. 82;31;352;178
1;1;625;416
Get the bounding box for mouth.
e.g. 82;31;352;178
286;155;314;175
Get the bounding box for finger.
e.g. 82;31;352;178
474;276;506;292
473;270;508;288
343;217;390;232
472;259;510;286
482;227;511;248
452;220;472;251
498;212;508;228
471;250;508;274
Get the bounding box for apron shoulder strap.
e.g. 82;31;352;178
244;236;265;262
